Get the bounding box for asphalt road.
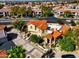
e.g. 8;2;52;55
0;17;79;25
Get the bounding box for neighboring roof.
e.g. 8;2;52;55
0;25;5;30
45;34;53;39
28;20;48;30
45;29;62;39
58;9;79;13
45;25;70;39
52;30;61;39
72;26;79;30
0;50;8;58
0;7;11;12
60;25;70;34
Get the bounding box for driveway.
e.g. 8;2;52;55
8;28;46;58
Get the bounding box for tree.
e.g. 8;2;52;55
13;20;26;31
61;11;74;18
18;7;26;17
56;19;66;25
11;6;20;16
30;35;44;43
11;6;26;17
7;46;26;58
27;7;33;17
58;36;75;51
41;6;52;17
0;4;4;9
70;20;76;26
64;29;79;49
76;21;79;25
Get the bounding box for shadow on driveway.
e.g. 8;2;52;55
7;33;18;41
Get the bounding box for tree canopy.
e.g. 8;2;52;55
30;34;44;44
58;36;75;51
13;20;26;31
60;11;74;18
41;6;52;17
7;46;26;58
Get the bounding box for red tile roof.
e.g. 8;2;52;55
52;30;62;39
0;50;8;58
28;20;48;30
45;29;62;39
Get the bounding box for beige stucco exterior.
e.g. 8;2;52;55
27;24;46;37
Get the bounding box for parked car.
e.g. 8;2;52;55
61;54;76;58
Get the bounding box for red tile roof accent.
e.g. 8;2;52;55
0;50;8;58
45;29;62;39
28;20;48;30
52;30;62;39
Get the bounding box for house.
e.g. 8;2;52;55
53;4;79;18
27;20;79;48
0;6;11;17
27;20;48;37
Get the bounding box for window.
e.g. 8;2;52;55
30;26;32;29
35;26;37;30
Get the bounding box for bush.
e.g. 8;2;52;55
70;20;76;26
58;36;75;51
30;35;44;44
7;46;26;58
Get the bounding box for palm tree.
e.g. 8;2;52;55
41;5;52;17
7;46;26;58
13;20;26;31
27;7;33;17
0;4;4;9
11;6;20;17
64;29;79;49
18;7;26;18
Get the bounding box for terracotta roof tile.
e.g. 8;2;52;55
0;50;8;58
45;30;62;39
52;30;62;39
45;34;53;39
28;20;48;30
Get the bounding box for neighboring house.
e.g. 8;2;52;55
0;6;11;17
53;4;79;18
32;5;42;17
43;25;70;48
